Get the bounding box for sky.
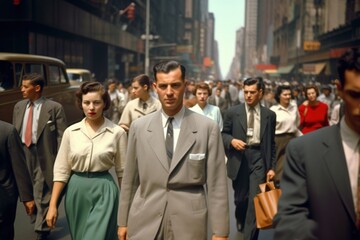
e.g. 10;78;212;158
208;0;245;78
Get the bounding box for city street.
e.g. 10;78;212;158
14;168;273;240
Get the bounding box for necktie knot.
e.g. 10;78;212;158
143;102;148;111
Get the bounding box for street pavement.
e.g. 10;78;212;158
14;169;274;240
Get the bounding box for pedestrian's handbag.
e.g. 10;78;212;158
253;181;281;229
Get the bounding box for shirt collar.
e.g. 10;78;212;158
340;117;360;151
246;103;260;113
161;106;185;128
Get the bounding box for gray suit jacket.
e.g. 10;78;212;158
119;108;229;239
222;103;276;180
274;125;360;240
13;98;67;188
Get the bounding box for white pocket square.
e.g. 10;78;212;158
189;153;205;160
47;120;53;124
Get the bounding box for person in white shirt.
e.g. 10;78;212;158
190;82;223;130
105;79;126;123
270;85;302;184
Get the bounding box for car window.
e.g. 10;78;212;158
0;61;14;91
49;65;60;84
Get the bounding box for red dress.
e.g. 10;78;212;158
298;101;329;134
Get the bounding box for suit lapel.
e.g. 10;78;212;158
170;109;196;173
36;100;52;141
146;111;169;172
238;104;247;133
14;101;27;131
322;126;356;223
260;106;268;140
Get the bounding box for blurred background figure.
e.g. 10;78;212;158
190;82;223;130
183;79;197;107
119;74;161;132
46;81;127;240
318;84;335;119
104;78;126;124
298;85;329;134
270;85;302;185
208;86;228;118
0;120;34;240
117;82;129;104
292;87;305;106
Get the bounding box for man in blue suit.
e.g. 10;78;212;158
274;48;360;240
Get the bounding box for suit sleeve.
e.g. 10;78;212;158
270;111;277;170
273;140;317;240
54;104;67;151
221;108;234;150
8;126;33;202
118;121;140;226
207;123;229;236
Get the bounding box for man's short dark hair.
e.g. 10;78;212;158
22;73;45;92
243;77;264;92
337;48;360;87
153;60;186;82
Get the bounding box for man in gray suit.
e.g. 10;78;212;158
0;120;34;240
222;77;276;240
119;60;229;240
13;73;67;240
273;48;360;239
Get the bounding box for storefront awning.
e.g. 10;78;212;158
277;65;294;74
302;62;326;75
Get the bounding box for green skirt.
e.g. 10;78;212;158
65;172;119;240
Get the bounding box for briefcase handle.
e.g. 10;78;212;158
259;181;276;193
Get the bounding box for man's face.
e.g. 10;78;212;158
244;84;262;107
195;88;209;105
338;70;360;134
153;67;186;116
21;80;40;101
131;81;147;99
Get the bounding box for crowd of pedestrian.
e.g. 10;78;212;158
1;48;360;240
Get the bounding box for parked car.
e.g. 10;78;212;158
67;68;92;86
0;52;83;124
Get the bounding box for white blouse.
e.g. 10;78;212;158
53;118;127;183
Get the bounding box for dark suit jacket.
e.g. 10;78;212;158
274;125;360;240
208;95;227;116
222;103;276;180
13;98;67;188
0;121;33;221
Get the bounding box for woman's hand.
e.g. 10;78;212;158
45;205;58;229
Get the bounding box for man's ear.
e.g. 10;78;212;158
334;79;343;98
35;85;41;93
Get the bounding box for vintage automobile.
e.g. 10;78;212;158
0;52;84;124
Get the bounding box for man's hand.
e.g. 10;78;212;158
23;200;35;215
267;169;275;182
118;226;128;240
231;139;247;151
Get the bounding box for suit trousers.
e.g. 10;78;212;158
24;145;51;233
232;148;265;240
0;187;17;240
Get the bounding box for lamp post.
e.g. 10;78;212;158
144;0;150;75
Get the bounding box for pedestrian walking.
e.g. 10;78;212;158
274;47;360;240
46;81;127;240
222;77;276;240
12;73;67;240
118;60;229;240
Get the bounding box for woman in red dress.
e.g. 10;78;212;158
298;85;329;134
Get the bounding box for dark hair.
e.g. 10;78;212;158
274;85;292;103
304;85;319;99
337;48;360;87
153;60;186;82
132;74;151;92
22;73;45;92
75;81;111;111
194;82;212;96
243;77;264;92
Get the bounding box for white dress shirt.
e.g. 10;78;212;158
189;103;223;131
270;103;302;136
340;118;360;210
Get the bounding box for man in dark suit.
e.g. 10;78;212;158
222;77;276;240
119;60;229;240
13;73;67;240
208;87;228;117
0;120;34;240
273;49;360;240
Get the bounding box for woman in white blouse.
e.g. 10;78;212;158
190;82;223;130
270;85;302;184
46;82;127;240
